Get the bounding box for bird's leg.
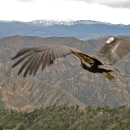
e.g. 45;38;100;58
102;72;115;81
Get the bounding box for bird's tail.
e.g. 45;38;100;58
102;72;115;81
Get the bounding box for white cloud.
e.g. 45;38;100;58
66;0;130;9
0;0;130;25
88;0;130;9
17;0;34;2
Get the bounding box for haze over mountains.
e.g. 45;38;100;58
0;20;130;111
0;20;130;40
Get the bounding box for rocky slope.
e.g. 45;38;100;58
0;35;130;111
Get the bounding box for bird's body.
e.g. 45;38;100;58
72;51;102;73
81;60;104;73
11;36;130;81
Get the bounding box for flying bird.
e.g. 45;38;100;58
11;36;130;80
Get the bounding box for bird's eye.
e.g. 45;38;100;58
106;37;114;44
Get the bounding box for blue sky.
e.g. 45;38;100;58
1;0;130;25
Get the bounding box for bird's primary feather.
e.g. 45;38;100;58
12;45;81;77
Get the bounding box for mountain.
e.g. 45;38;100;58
0;74;85;111
0;35;130;111
0;20;130;39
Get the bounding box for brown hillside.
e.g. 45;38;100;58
0;35;130;111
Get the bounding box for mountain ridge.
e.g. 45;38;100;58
1;20;130;26
1;35;130;111
0;20;130;40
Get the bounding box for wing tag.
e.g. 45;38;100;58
106;37;114;44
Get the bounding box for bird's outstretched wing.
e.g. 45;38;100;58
11;45;81;77
95;36;130;65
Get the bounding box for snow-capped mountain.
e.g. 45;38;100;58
28;20;119;27
28;20;130;27
2;19;127;26
29;20;106;26
0;20;130;39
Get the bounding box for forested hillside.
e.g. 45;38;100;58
0;104;130;130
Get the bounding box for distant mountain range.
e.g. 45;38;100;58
0;20;130;39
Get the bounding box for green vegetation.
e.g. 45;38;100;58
0;104;130;130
